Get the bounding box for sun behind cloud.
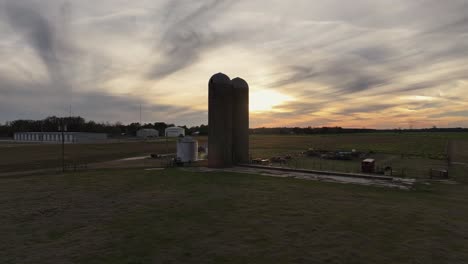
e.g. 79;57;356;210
250;89;294;113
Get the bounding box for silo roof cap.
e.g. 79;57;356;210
210;72;231;84
232;77;249;89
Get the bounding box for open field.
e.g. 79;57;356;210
0;140;178;173
1;168;467;264
1;133;467;179
249;133;468;159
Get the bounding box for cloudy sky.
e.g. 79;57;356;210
1;0;468;128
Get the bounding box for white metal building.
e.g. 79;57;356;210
165;127;185;137
14;132;107;144
136;129;159;138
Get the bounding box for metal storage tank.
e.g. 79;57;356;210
177;137;198;163
232;77;250;164
208;73;233;168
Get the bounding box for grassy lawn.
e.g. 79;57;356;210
1;168;468;264
0;140;177;173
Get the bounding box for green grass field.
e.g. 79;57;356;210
0;140;177;173
1;134;468;263
1;168;467;264
249;133;464;159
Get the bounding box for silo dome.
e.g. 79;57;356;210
209;72;231;85
232;77;248;89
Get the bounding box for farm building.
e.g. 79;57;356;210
14;132;107;144
165;127;185;137
136;129;159;138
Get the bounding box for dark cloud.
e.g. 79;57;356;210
147;0;234;79
73;91;207;125
271;66;319;87
273;61;389;96
0;73;206;125
353;46;396;62
4;0;70;88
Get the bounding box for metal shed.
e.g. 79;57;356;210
165;127;185;137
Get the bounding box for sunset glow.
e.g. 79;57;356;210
1;0;468;128
250;90;294;113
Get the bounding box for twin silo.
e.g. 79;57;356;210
208;73;249;168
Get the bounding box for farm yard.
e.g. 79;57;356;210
249;133;466;180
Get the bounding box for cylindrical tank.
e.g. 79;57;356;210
232;77;249;164
208;73;233;168
177;137;198;163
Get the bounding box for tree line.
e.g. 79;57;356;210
0;116;208;137
250;126;468;134
1;116;466;138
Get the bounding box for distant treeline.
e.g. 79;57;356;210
250;127;468;134
0;116;207;137
0;116;467;137
250;127;375;134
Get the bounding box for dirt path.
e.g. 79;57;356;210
0;168;60;178
185;166;417;190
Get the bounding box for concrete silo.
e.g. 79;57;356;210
208;73;233;168
232;77;249;164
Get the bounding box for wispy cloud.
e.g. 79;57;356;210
147;0;235;80
1;0;468;127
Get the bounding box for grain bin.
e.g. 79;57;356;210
177;137;198;163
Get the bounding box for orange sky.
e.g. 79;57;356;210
1;0;468;128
